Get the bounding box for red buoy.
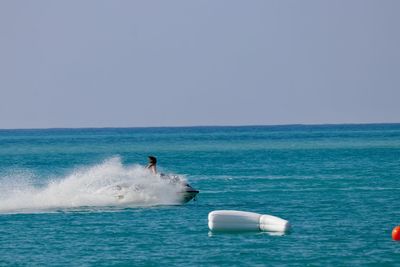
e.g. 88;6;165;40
392;226;400;241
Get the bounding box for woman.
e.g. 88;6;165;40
146;156;157;175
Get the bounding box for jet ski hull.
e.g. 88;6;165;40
160;174;199;203
181;184;199;203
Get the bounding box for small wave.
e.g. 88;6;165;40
0;157;186;214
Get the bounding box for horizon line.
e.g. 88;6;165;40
0;121;399;131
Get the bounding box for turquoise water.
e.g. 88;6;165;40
0;124;399;266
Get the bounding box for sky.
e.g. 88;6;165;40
0;0;399;129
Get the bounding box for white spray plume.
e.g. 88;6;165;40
0;157;187;214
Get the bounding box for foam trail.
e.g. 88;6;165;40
0;157;186;214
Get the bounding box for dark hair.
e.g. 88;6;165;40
148;156;157;164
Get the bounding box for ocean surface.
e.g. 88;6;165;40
0;124;399;266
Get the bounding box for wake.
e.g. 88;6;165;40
0;157;186;214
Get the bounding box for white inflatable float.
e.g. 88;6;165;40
208;210;290;232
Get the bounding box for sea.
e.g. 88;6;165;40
0;124;399;266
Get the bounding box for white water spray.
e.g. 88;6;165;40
0;157;186;214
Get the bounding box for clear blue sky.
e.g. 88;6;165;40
1;0;399;129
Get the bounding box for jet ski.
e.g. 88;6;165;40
108;173;199;204
160;173;199;203
180;182;199;203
